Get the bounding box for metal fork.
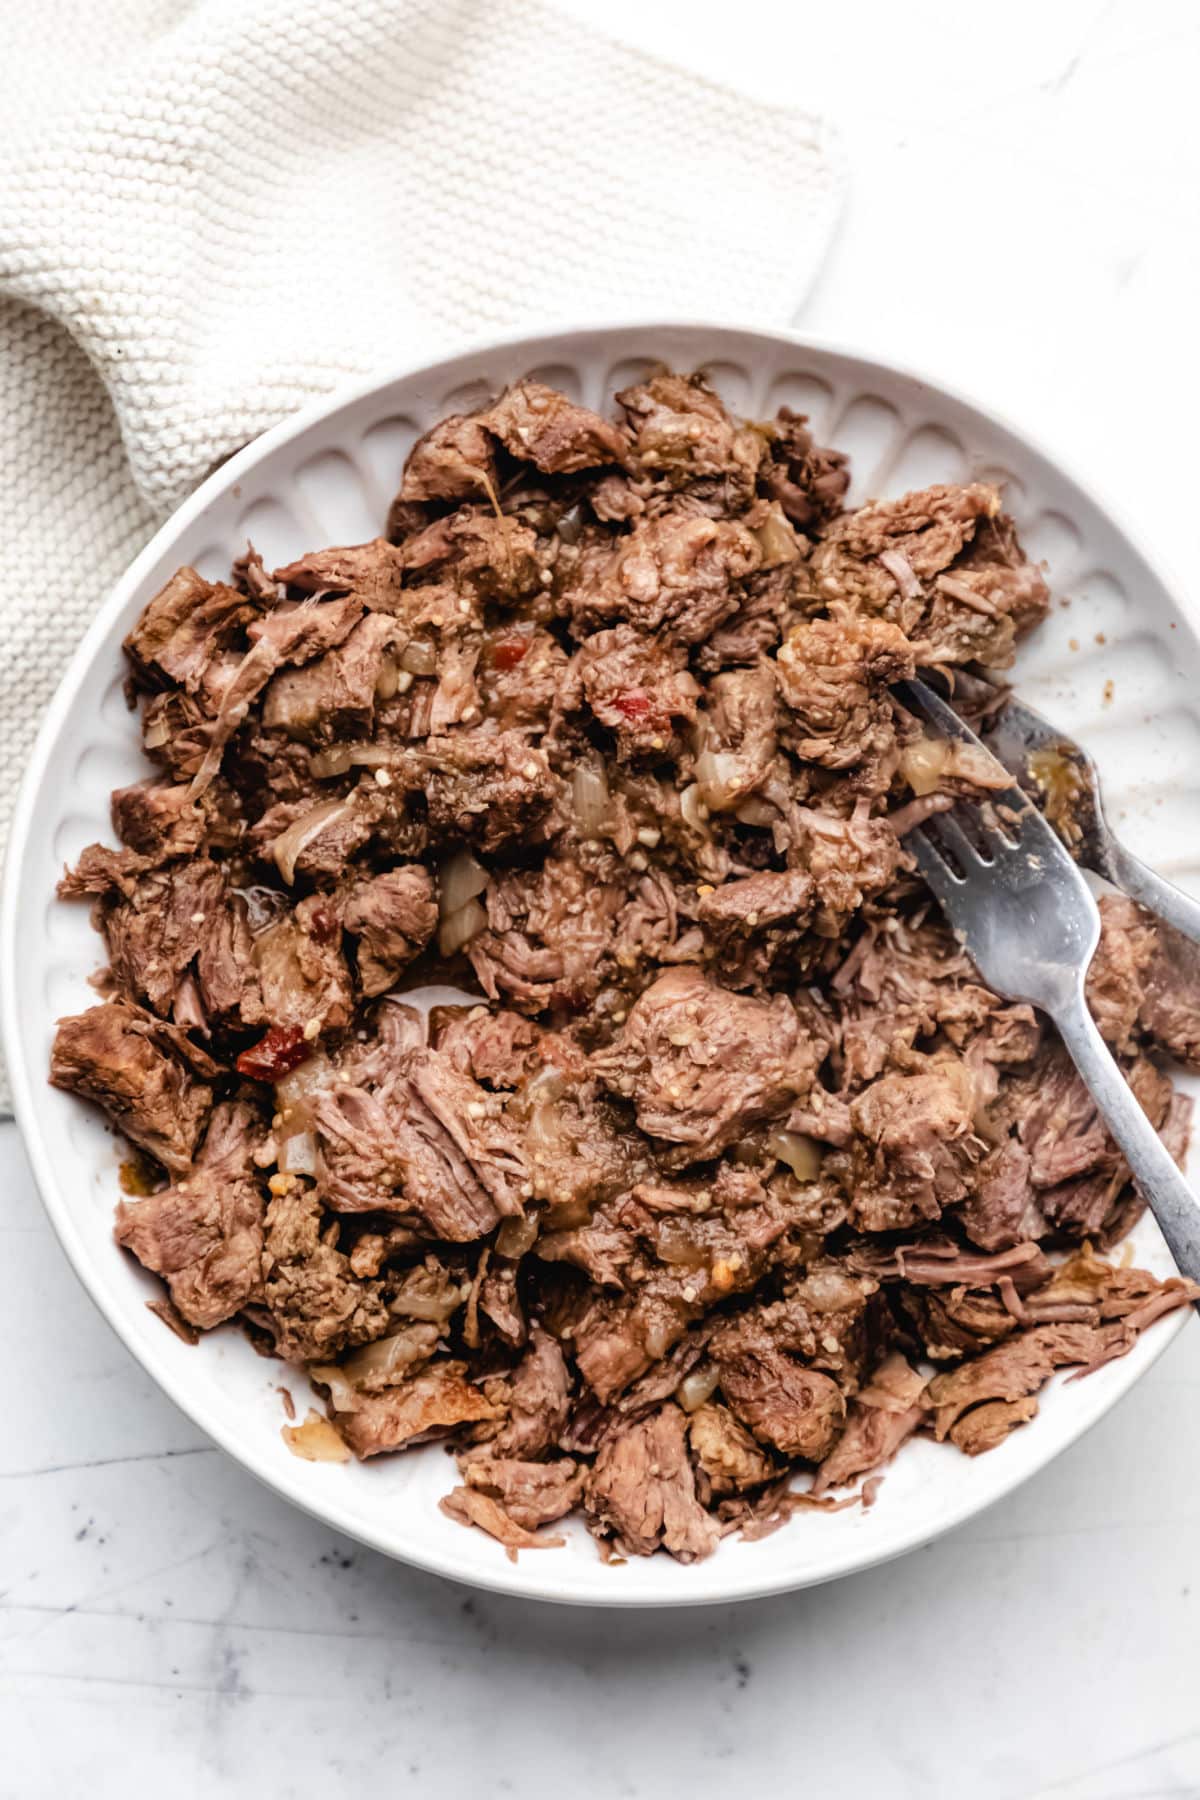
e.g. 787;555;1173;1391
896;677;1200;1289
982;694;1200;947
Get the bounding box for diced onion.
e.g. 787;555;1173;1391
310;742;395;778
735;796;776;827
572;762;610;836
272;799;351;884
680;782;710;835
676;1363;721;1413
307;1364;358;1412
279;1128;317;1176
342;1324;438;1386
439;849;489;917
766;1128;822;1182
880;549;922;601
657;1221;709;1268
695;751;742;812
751;502;800;568
281;1410;349;1461
401;638;438;676
439;897;486;957
275;1052;334;1120
393;1282;470;1323
644;1318;676;1360
899;735;952;798
375;655;400;700
496;1213;540;1258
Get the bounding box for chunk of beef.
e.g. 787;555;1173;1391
423;728;556;851
261;1185;390;1361
617;371;762;510
398;413;497;504
813;1352;928;1492
398;508;541;605
124;566;256;693
114;1102;266;1328
343;866;436;995
590;968;821;1165
697;869;814;939
111;780;207;861
50;1000;212;1174
584;1404;719;1561
433;1006;543;1089
791;804;903;938
492;1325;573;1458
838;1059;986;1232
334;1361;500;1457
314;1047;528;1238
524;1077;650;1218
776;615;914;769
571;625;700;759
274;538;406;612
697;663;779;810
253;893;353;1034
485;379;629;474
759;407;850;529
456;1453;586;1530
564;510;761;644
479;625;570;730
711;1340;845;1461
262;613;399;743
469;857;624;1013
960;1140;1045;1252
688;1402;777;1494
1085;894;1200;1070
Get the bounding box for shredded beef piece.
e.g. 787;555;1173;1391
55;362;1197;1566
836;1059;987;1232
485;379;629;474
51;1000;212;1173
776;615;914;769
261;1185;390;1361
760;408;849;529
422;728;556;850
564;509;761;644
571;624;700;759
433;1006;543;1089
115;1102;265;1328
585;1404;720;1561
343;866;436;995
688;1403;777;1494
398;413;498;504
335;1361;500;1456
591;967;821;1165
469;856;624;1013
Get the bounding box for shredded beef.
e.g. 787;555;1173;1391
53;363;1198;1567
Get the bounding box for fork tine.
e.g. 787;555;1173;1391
923;810;987;871
907;826;965;908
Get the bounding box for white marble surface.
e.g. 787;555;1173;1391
5;2;1200;1794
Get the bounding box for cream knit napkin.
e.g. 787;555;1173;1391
0;0;844;1107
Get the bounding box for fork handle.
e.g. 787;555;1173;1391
1101;835;1200;950
1054;992;1200;1292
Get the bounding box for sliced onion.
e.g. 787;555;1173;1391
279;1128;318;1176
401;638;438;676
393;1282;470;1323
275;1052;334;1126
272;799;352;884
375;655;400;700
679;782;710;835
695;750;743;811
342;1323;439;1386
644;1318;677;1360
281;1410;349;1460
767;1127;821;1182
880;548;922;601
439;897;486;956
307;1364;358;1412
735;796;776;827
310;742;395;778
439;848;489;917
572;762;610;836
676;1363;721;1413
899;736;951;797
657;1221;709;1268
751;503;800;568
496;1213;539;1258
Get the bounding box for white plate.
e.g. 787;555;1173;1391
4;322;1198;1608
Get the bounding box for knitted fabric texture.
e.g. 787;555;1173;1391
0;0;844;1106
